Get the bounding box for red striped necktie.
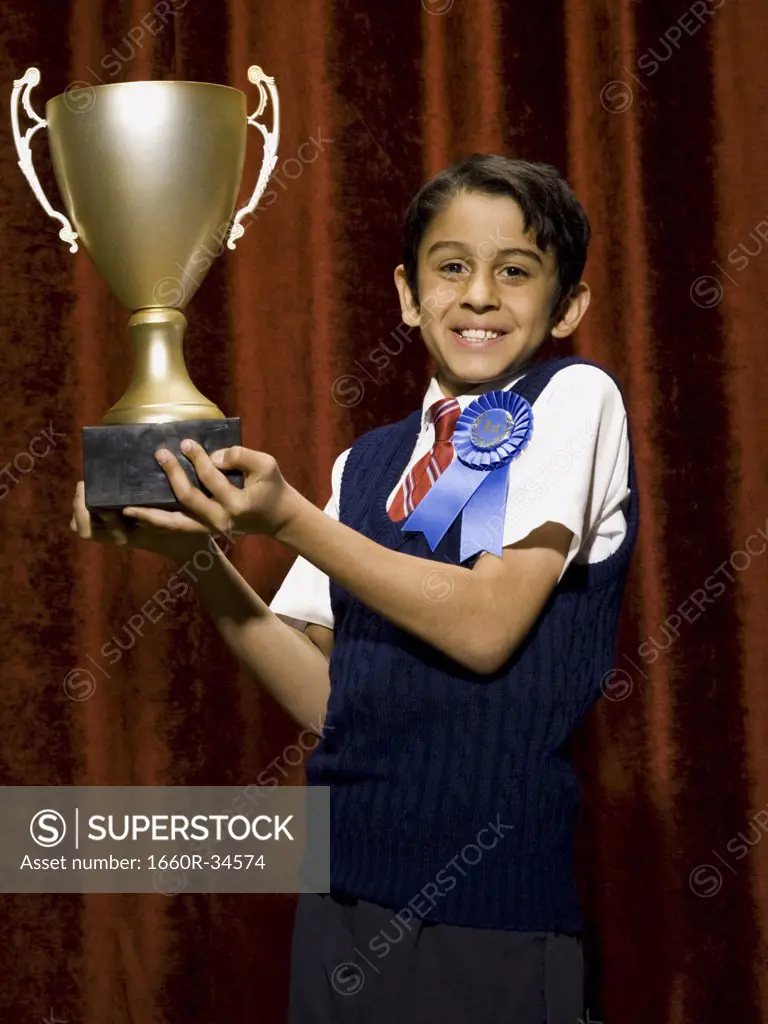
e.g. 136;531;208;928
388;397;462;522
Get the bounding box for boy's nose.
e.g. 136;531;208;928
460;272;501;311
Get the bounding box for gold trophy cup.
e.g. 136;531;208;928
11;66;279;509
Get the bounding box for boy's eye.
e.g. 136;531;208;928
438;262;530;279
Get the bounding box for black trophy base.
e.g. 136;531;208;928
82;418;244;511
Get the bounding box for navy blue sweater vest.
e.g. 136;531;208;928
305;355;639;932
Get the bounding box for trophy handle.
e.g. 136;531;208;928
11;68;79;253
227;65;280;251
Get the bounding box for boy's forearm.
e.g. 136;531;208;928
176;540;330;729
274;491;489;670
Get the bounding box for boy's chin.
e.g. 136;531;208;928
437;356;517;388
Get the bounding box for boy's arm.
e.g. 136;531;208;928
183;470;339;719
263;446;550;674
178;542;332;728
274;504;570;675
70;485;333;728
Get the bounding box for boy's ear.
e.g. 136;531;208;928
394;265;421;327
550;281;591;338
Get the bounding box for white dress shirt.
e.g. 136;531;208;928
270;362;631;631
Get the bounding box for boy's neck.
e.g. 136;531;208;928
436;352;547;398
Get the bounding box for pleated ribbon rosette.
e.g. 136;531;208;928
401;390;534;561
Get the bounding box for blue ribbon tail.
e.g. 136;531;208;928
459;464;510;561
401;460;485;551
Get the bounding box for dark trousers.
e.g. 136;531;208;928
289;891;584;1024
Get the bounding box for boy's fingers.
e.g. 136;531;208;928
212;445;262;473
120;506;176;529
72;480;84;510
121;506;207;532
177;441;238;506
154;447;230;530
72;483;110;537
70;478;206;542
72;488;93;538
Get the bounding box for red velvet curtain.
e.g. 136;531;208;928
1;1;766;1021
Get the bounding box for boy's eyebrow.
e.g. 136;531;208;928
426;240;544;265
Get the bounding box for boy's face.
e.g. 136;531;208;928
394;191;589;396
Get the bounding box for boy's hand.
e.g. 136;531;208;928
145;440;298;537
69;480;212;562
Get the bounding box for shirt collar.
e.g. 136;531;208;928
419;368;529;433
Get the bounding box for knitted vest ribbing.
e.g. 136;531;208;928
305;355;639;931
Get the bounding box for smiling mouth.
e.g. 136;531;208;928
449;329;508;349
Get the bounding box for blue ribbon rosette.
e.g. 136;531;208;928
401;390;534;561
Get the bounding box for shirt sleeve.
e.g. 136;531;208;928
267;448;350;631
489;363;631;582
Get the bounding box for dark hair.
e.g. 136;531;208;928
402;154;591;318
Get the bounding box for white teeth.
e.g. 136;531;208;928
458;329;503;340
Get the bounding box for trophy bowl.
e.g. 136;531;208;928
11;66;280;509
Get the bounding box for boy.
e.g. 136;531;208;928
71;155;637;1023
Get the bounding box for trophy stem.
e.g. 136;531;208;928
102;308;224;425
